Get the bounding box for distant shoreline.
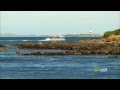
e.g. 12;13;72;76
0;34;102;37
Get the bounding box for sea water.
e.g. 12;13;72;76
0;37;120;79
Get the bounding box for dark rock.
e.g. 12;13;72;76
15;39;120;55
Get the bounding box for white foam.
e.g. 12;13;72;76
38;39;50;41
0;40;34;41
48;58;58;62
22;40;29;41
100;68;107;72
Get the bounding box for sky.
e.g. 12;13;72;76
0;11;120;35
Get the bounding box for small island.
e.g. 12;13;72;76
15;29;120;56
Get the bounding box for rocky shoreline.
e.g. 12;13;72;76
0;47;6;51
0;45;6;51
15;36;120;55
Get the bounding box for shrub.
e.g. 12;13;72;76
103;29;120;38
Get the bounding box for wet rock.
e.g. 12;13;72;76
0;47;6;51
16;52;21;56
15;39;120;55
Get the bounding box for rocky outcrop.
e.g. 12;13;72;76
15;37;120;55
0;45;6;51
0;48;6;51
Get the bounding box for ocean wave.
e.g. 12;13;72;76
48;58;58;62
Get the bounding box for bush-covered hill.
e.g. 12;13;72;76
103;29;120;38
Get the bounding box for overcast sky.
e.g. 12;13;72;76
0;11;120;35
